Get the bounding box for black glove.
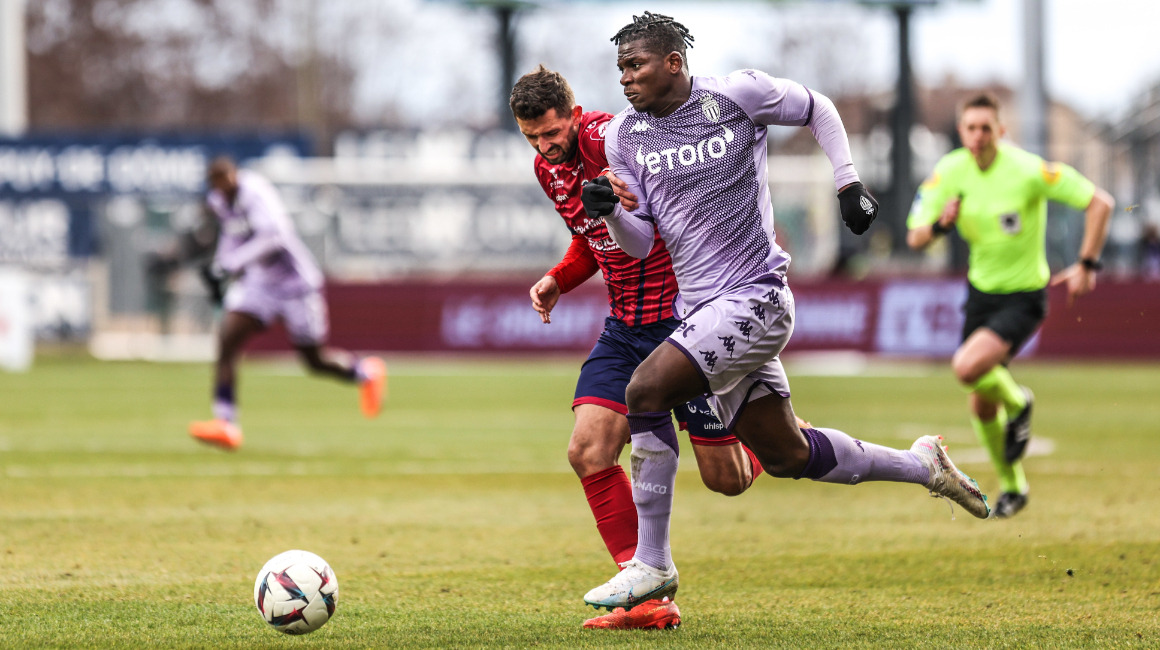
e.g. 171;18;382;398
838;182;879;235
199;263;227;307
580;176;619;219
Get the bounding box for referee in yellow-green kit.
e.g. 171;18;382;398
907;92;1114;519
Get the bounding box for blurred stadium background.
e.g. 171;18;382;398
1;0;1157;369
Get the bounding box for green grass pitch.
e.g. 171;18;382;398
2;353;1158;648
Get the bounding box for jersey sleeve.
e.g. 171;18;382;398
907;158;955;229
548;234;599;293
605;114;650;221
603;117;658;259
721;69;813;127
578;112;613;173
720;70;858;190
1039;160;1096;210
215;178;290;274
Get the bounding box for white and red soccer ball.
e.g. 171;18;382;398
253;550;339;634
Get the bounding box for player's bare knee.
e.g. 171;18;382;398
567;436;618;477
951;355;983;385
701;472;748;496
759;446;810;479
566;441;592;475
624;376;665;413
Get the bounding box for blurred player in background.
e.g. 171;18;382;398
907;93;1113;518
188;157;386;450
512;65;816;630
578;12;991;615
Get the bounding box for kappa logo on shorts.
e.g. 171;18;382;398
717;335;736;358
763;288;780;308
735;320;753;341
750;304;766;323
676;322;696;338
700;350;718;371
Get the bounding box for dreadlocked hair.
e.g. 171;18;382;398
610;11;694;57
509;64;575;122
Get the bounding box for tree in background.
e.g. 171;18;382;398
26;0;358;150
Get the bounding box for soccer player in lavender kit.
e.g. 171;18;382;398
188;157;386;450
578;12;991;611
512;66;805;628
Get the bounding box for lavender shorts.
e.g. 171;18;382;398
224;282;329;346
667;277;794;430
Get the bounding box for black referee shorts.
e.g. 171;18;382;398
961;283;1047;355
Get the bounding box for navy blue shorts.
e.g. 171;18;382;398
574;317;737;445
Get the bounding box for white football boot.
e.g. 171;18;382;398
583;559;679;611
911;435;991;519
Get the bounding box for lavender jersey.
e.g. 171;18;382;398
207;170;322;297
605;70;859;312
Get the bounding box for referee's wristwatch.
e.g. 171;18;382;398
1080;257;1103;271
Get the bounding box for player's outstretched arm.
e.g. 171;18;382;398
581;177;654;259
216;230;285;274
529;275;561;324
803;91;878;235
907;195;961;250
533;235;598;324
1049;187;1115;306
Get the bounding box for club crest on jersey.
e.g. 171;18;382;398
700;93;721;123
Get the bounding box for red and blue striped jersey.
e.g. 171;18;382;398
534;111;678;326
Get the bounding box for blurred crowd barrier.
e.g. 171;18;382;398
2;129;1159;364
218;276;1158;359
0;133;309;349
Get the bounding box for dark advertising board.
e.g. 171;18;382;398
245;276;1160;359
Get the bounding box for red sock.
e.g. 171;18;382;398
743;445;765;480
580;465;637;567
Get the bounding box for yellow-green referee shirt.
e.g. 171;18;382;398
907;144;1095;294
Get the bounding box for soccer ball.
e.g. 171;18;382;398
253;550;339;634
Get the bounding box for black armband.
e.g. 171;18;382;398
1080;257;1103;271
930;221;951;236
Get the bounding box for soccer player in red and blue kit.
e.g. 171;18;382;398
512;65;806;630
